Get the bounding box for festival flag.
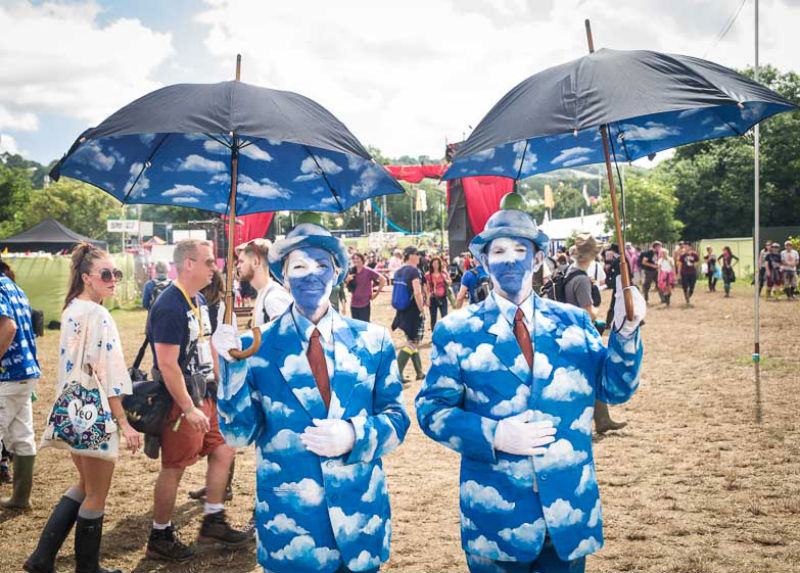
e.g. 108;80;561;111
543;184;555;209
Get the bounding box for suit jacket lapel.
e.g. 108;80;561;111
530;295;555;407
484;294;532;384
330;313;362;419
275;310;328;420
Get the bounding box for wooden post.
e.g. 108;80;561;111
225;54;261;359
585;20;635;320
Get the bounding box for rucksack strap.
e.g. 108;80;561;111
132;336;150;370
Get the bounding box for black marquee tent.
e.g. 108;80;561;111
0;218;107;254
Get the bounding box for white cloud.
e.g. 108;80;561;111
489;384;531;416
348;550;381;571
329;507;369;542
544;498;584;528
460;480;515;513
499;518;546;550
569;407;594;435
361;465;385;503
542;367;592;401
551;146;592;165
263;429;305;454
178;154;226;172
467;535;513;561
270;535;340;568
241;143;273;161
0;133;22;155
275;477;325;507
238;174;291;199
532;351;553;379
0;105;37;131
620;121;681;141
575;463;596;496
265;513;309;535
557;324;587;351
588;498;602;527
162;184;206;197
537;439;588;471
462;343;504;373
0;2;172;126
568;536;602;560
491;459;534;488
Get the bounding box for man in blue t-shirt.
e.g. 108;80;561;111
0;258;41;509
455;260;490;308
145;240;247;561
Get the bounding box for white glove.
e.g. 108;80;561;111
493;410;556;456
301;418;356;458
211;323;241;362
613;275;647;338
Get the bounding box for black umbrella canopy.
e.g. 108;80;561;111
452;48;797;171
88;80;369;157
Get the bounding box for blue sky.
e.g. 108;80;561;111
1;0;798;166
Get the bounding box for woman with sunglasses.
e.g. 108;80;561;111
26;242;139;573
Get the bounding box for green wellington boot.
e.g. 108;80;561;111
411;351;425;380
1;454;34;509
396;349;411;384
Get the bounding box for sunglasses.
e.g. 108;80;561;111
92;269;123;283
189;257;216;268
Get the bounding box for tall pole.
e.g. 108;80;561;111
226;54;260;359
753;0;761;363
585;20;634;319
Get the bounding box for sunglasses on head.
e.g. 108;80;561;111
93;268;123;283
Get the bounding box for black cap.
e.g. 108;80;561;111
403;245;419;259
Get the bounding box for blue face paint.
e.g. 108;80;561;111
484;237;535;302
285;247;336;317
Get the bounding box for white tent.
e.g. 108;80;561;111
538;213;610;252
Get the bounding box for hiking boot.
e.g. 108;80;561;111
146;526;196;562
187;485;233;502
198;510;250;547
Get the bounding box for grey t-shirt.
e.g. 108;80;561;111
564;265;593;309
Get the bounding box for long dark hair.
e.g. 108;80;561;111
0;260;15;283
201;270;224;307
429;255;444;274
64;242;108;309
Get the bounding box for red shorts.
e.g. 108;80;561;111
160;397;227;469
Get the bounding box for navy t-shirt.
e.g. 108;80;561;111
146;284;212;375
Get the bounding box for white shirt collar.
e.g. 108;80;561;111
291;303;334;344
491;290;534;329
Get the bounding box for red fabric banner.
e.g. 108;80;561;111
452;176;515;235
225;212;274;247
384;164;448;183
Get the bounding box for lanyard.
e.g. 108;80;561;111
174;281;205;340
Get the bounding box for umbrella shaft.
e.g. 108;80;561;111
225;142;239;325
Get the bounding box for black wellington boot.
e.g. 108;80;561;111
74;515;122;573
24;495;82;573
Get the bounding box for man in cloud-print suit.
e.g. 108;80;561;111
214;219;410;573
416;196;646;573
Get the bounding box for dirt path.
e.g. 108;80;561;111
2;286;798;572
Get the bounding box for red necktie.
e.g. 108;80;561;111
307;329;331;410
514;308;533;370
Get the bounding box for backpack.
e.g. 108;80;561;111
470;269;493;303
391;269;412;311
545;268;586;303
148;278;171;309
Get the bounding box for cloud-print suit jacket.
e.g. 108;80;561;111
416;292;642;563
217;307;410;573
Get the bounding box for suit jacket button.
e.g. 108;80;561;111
540;474;547;481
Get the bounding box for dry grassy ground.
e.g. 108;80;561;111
1;284;798;573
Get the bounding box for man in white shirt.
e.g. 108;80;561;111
780;240;799;300
236;238;293;326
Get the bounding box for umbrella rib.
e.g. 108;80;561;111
515;140;529;180
302;145;344;211
205;133;233;149
122;133;171;203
